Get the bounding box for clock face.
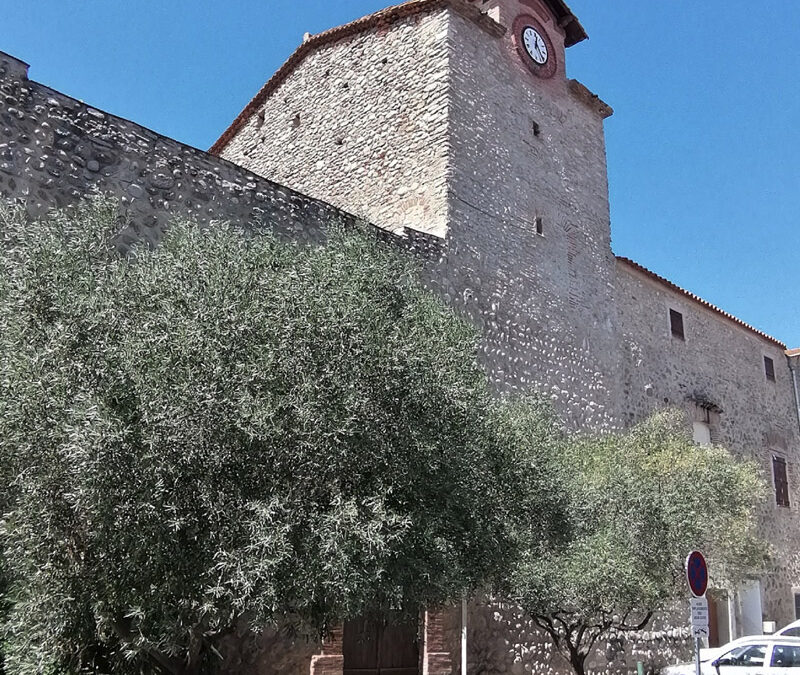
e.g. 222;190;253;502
513;15;557;79
522;26;548;65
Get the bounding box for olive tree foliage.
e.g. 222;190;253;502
507;409;768;675
0;200;561;674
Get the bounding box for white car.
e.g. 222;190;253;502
777;621;800;639
664;635;800;675
696;622;800;664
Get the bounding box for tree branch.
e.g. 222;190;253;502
108;615;185;675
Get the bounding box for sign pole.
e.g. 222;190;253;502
686;551;709;675
695;636;701;675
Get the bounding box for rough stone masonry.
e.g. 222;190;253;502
214;0;800;671
2;0;800;673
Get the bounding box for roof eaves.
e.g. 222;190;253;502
542;0;587;46
617;256;786;351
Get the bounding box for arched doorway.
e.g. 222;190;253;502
343;616;420;675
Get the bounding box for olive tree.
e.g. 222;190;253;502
507;408;768;675
0;200;558;674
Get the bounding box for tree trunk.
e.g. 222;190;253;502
568;649;588;675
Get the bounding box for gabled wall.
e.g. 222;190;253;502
219;10;453;238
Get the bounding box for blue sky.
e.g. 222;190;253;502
2;1;799;347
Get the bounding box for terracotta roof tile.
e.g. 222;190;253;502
617;256;786;350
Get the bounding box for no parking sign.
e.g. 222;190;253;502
686;551;708;598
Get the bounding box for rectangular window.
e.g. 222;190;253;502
771;645;800;668
773;455;790;508
795;592;800;620
670;309;685;340
693;422;712;446
765;356;776;382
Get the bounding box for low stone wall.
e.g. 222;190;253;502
0;50;438;261
466;602;694;675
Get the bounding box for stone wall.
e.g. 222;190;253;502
0;49;438;261
442;1;618;430
218;0;619;431
219;8;454;238
466;601;694;675
616;261;800;629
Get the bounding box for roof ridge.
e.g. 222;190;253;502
209;0;506;156
616;256;787;351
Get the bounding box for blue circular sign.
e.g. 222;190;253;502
686;551;708;597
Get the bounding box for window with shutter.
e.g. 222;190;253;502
670;309;685;341
765;356;776;382
773;455;790;508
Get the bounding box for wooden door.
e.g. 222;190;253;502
343;617;419;675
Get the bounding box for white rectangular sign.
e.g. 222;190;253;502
691;596;709;638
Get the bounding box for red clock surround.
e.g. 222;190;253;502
512;14;557;80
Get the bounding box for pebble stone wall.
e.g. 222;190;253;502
616;263;800;627
442;2;618;431
0;50;441;260
219;9;453;239
220;1;620;431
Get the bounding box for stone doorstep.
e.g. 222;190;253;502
425;652;455;673
310;654;344;675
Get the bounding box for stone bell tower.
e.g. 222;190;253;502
213;0;621;429
441;0;620;428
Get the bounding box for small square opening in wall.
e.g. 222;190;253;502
670;309;685;340
765;356;776;382
532;121;541;137
535;217;544;236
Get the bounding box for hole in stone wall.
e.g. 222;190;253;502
323;69;331;78
535;216;544;236
291;113;301;129
381;57;389;65
533;121;541;136
334;138;344;146
256;110;265;129
342;82;349;89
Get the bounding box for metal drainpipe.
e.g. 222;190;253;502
790;355;800;433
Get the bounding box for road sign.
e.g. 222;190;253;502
691;596;709;638
686;551;708;598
